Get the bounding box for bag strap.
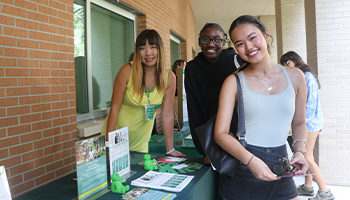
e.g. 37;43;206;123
234;73;246;144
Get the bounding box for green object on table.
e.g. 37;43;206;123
157;161;202;174
143;154;158;171
110;173;129;194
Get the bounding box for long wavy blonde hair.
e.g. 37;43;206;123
131;29;168;102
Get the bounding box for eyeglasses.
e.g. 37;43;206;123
273;156;295;176
200;36;225;46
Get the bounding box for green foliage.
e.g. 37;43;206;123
74;4;85;57
157;161;202;174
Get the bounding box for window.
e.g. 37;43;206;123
74;0;136;121
170;35;181;66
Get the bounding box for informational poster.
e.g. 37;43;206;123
75;135;108;200
0;166;12;200
108;127;130;179
122;187;176;200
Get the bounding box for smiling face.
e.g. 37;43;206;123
140;40;158;67
199;27;226;63
230;23;269;65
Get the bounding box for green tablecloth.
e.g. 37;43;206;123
14;152;221;200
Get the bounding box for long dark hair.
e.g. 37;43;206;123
132;29;167;101
280;51;321;89
229;15;273;55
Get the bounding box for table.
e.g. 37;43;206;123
14;152;221;200
149;126;202;158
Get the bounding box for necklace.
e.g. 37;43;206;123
250;64;275;92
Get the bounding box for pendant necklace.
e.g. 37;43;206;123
250;64;275;92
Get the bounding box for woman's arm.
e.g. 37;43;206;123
288;68;309;173
161;70;185;157
215;74;279;181
106;64;131;140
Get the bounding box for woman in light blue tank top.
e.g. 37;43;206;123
214;15;309;200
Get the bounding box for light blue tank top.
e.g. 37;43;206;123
239;65;295;147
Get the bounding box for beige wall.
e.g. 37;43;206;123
258;15;278;63
313;0;350;186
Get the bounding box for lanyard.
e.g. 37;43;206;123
145;82;156;105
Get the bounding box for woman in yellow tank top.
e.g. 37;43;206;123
101;29;185;156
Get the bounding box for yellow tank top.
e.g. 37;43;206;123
101;64;169;153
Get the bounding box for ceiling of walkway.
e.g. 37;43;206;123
189;0;275;52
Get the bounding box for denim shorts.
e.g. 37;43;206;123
219;144;298;200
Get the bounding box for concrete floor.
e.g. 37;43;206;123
294;176;350;200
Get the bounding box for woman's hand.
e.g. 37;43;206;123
290;151;309;174
248;156;280;181
168;150;186;157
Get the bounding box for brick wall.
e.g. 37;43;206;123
313;0;350;186
275;0;307;61
125;0;196;66
0;0;77;197
0;0;196;198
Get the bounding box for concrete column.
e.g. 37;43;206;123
275;0;307;61
258;15;278;63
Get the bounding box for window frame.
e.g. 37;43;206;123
76;0;137;122
170;34;181;66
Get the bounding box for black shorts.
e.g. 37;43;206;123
219;144;298;200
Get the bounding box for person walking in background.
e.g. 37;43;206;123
172;60;186;76
281;51;334;200
215;15;309;200
172;59;186;97
185;23;247;165
101;29;185;157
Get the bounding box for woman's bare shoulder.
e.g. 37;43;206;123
285;67;304;81
116;63;132;81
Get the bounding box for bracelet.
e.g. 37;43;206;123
244;155;255;170
294;149;306;155
292;139;308;149
166;148;175;155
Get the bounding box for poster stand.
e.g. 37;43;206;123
107;127;135;189
75;135;108;200
0;165;12;200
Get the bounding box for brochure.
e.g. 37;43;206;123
156;156;187;163
0;166;12;200
108;127;131;179
184;134;192;140
131;171;194;192
75;135;108;200
122;187;176;200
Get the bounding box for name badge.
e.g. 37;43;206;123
144;104;162;121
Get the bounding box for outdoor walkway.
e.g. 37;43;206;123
294;176;349;200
